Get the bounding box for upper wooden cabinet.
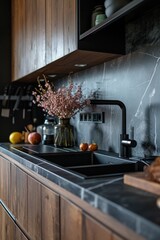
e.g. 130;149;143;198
11;0;159;82
45;0;77;64
12;0;46;81
12;0;77;82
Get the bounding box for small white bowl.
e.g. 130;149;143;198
105;0;131;17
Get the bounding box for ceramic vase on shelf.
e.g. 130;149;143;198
54;118;74;148
91;5;106;27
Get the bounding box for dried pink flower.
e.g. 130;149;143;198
33;75;90;119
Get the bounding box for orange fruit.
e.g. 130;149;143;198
88;143;98;151
9;132;23;144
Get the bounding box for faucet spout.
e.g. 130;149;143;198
90;99;136;158
90;99;126;135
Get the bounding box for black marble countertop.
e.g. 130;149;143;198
0;143;160;240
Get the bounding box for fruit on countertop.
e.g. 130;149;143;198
88;143;98;151
28;132;41;145
79;143;88;152
9;132;23;144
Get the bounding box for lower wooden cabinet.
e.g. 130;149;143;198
0;154;144;240
0;204;28;240
84;214;113;240
84;213;124;240
0;156;10;208
10;164;28;231
41;185;59;240
60;196;125;240
61;196;83;240
6;159;60;240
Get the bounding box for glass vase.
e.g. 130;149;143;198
54;118;74;147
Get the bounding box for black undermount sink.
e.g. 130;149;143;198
11;145;143;179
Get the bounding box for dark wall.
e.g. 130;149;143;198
56;5;160;158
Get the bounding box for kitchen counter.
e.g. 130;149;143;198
0;143;160;240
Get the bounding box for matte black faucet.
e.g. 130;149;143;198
90;99;137;158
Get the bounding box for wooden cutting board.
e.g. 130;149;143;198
124;172;160;195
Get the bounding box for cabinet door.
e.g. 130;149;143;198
41;185;60;240
84;214;125;240
28;175;42;240
12;0;46;81
0;156;10;207
10;164;28;231
84;213;113;240
12;0;26;80
63;0;77;55
46;0;64;64
0;204;15;239
25;0;46;73
0;204;28;240
45;0;77;64
16;228;28;240
60;197;83;240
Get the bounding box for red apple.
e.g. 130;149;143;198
28;132;41;145
79;143;88;152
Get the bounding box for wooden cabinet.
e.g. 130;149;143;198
41;185;59;240
27;175;42;240
11;0;160;82
7;160;59;240
12;0;26;80
84;213;125;240
10;164;28;231
84;213;113;240
0;153;145;240
61;197;83;240
63;0;77;55
60;197;125;240
0;204;28;240
11;0;122;82
12;0;77;81
12;0;46;81
45;0;77;62
0;156;10;207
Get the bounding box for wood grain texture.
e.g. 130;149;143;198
84;213;113;240
28;175;41;240
15;165;28;231
0;205;15;239
61;196;83;240
36;0;46;69
41;185;60;240
16;228;28;240
50;0;64;61
0;205;28;240
63;0;77;55
11;0;26;80
124;172;160;195
0;157;10;207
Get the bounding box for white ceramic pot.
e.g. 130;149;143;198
104;0;131;17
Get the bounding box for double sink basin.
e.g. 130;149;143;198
12;145;143;179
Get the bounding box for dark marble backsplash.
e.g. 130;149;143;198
55;4;160;158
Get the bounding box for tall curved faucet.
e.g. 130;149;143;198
90;99;137;158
